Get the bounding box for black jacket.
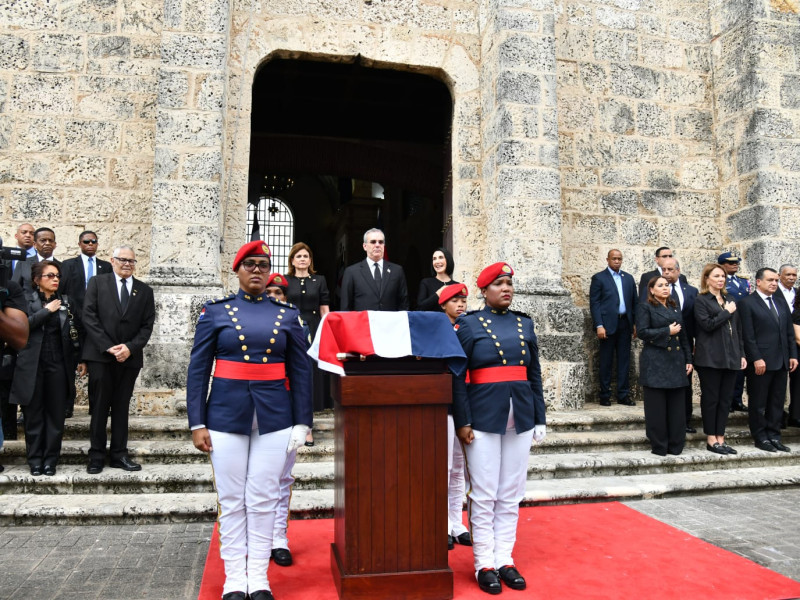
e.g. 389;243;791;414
60;255;113;314
692;293;744;370
636;301;692;389
9;291;81;406
739;291;797;371
340;260;409;311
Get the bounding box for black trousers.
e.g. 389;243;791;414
87;360;140;462
789;365;800;421
643;386;686;455
746;367;787;442
598;316;632;401
696;367;736;436
0;378;17;440
684;376;693;425
21;359;68;468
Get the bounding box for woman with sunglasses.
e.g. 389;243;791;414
186;241;313;600
10;260;84;476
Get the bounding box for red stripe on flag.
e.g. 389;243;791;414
317;312;376;372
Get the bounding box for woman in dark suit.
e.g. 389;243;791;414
285;242;330;443
636;276;693;456
417;247;458;311
10;260;84;476
694;263;746;455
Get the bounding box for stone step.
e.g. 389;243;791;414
528;445;800;479
1;439;333;465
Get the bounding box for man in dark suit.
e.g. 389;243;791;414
590;249;637;406
662;258;698;432
638;246;687;299
60;231;112;313
738;267;798;452
82;245;156;473
60;231;113;418
340;228;409;311
777;264;800;427
12;227;61;292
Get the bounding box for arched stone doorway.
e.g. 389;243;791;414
247;56;453;307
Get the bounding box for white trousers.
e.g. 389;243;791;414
447;415;468;537
273;448;297;550
209;425;291;594
463;409;533;571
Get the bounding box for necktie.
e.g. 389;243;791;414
86;257;94;288
768;296;779;322
121;278;129;310
671;283;680;307
373;263;382;293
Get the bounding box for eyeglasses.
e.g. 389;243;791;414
367;240;385;245
41;273;61;279
113;258;137;265
241;260;271;272
81;239;98;244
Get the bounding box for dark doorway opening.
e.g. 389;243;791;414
248;56;453;309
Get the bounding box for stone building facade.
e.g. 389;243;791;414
1;0;798;412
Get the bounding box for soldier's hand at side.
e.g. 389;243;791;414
457;426;474;445
192;428;213;453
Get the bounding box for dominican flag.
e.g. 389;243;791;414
308;311;467;376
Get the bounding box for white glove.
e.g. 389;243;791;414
287;425;310;453
533;424;546;444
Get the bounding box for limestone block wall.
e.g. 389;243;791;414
711;0;800;272
557;0;719;304
0;0;160;265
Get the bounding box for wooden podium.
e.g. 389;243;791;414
330;358;454;600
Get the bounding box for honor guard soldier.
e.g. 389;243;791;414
187;241;312;600
718;252;751;302
453;262;546;595
718;252;750;412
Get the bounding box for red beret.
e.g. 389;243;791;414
438;283;469;305
477;262;514;288
232;241;271;272
266;273;288;290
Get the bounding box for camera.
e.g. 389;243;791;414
0;246;24;261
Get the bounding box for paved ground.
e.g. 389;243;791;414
0;490;798;599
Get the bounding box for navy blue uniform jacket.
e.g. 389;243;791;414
186;289;313;436
452;306;545;434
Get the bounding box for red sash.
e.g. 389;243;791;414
467;366;527;384
213;360;286;381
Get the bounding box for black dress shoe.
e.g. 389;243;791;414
707;443;727;455
110;456;141;471
30;465;43;476
599;398;611;406
617;398;635;406
755;439;777;452
448;535;454;550
498;565;526;590
271;547;292;566
788;418;800;428
721;443;737;454
65;410;73;419
770;439;791;452
43;465;56;476
685;426;697;434
87;460;104;474
651;449;667;456
0;464;4;473
221;592;247;600
249;590;274;600
304;440;315;447
454;532;473;546
477;568;502;595
730;402;747;412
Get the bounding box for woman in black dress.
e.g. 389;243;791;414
636;276;693;456
10;260;84;476
285;242;330;443
417;247;458;311
694;263;746;455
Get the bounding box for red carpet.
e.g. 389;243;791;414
199;502;800;599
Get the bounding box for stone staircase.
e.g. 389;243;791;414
2;405;800;525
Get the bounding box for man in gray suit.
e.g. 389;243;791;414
340;228;409;311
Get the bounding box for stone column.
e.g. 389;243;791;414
479;0;585;409
140;0;232;405
713;0;800;270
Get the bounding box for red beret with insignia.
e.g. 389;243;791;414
266;273;288;290
232;240;271;272
438;283;469;305
476;262;514;288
